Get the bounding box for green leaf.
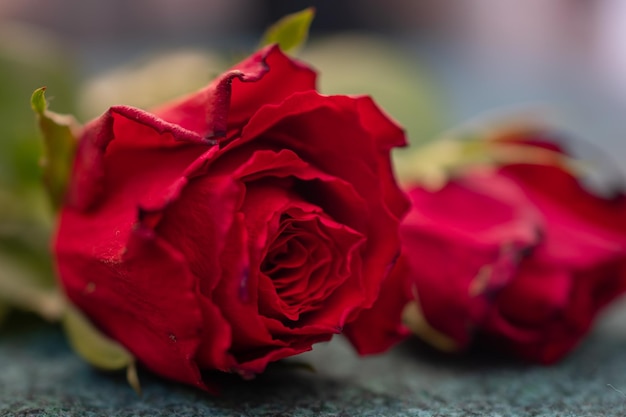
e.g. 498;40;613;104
30;87;79;211
259;7;315;54
62;303;141;394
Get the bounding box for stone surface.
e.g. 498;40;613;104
1;302;626;417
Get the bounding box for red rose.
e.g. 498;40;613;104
347;140;626;363
54;45;408;390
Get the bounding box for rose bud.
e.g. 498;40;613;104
347;137;626;364
54;45;408;390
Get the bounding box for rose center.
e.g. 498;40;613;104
258;209;364;322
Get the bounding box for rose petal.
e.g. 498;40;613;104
69;106;209;211
494;261;570;328
211;214;289;370
354;96;409;220
153;45;316;139
502;162;626;236
56;223;208;389
344;254;413;355
233;148;370;235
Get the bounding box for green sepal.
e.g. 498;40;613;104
259;7;315;55
30;87;47;114
30;87;79;211
62;302;141;395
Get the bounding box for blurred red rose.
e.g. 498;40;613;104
347;139;626;364
482;152;626;363
346;168;542;354
54;45;408;390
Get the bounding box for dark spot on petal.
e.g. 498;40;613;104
385;251;401;276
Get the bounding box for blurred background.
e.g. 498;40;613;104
2;0;626;185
